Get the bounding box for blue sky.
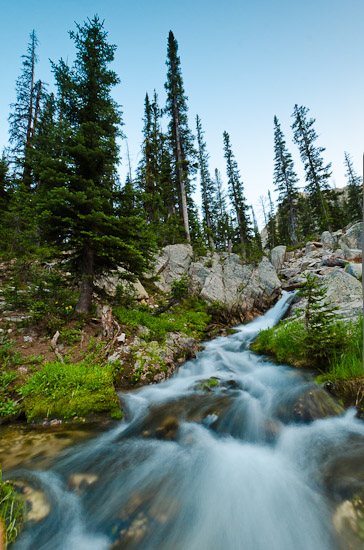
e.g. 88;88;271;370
1;0;363;224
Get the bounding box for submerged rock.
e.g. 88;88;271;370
274;386;344;424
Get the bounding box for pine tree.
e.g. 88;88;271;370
343;152;362;223
8;30;42;187
223;131;252;257
250;205;263;254
196;115;217;249
291;105;332;232
38;17;155;312
214;169;229;251
298;273;341;362
266;190;277;249
273;116;299;245
165;31;196;243
137;92;162;224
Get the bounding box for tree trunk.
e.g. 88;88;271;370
173;98;191;242
76;247;94;313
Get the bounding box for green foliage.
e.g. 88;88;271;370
0;335;22;420
343;151;363;224
223;131;252;257
297;273;343;361
196;115;219;248
171;275;189;300
0;469;25;546
273;115;299;246
22;359;122;421
251;319;307;365
319;316;363;380
114;297;210;342
165;30;197;243
3;261;77;333
252;313;363;376
291;104;333;232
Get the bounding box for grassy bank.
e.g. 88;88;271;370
251;315;363;379
0;470;24;547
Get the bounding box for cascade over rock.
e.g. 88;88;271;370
274;221;362;322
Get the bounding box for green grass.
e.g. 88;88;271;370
251;319;308;366
251;316;363;379
0;469;25;546
22;360;122;421
114;297;211;342
322;316;363;379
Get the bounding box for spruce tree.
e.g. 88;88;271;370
343;152;362;222
214;168;229;251
137;92;162;224
266;190;277;249
38;16;155;312
273;116;299;245
291;105;332;232
250;205;263;254
223;131;252;257
298;273;341;362
196;115;217;249
8;30;42;187
165;31;196;243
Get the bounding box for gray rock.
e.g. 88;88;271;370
321;269;363;320
321;231;335;250
339;241;362;260
116;333;126;344
270;246;287;271
305;242;315;256
96;267;148;300
108;351;122;363
340;222;362;250
153;244;193;292
152;246;281;319
345;262;362;280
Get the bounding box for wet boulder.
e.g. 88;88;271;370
273;386;344;424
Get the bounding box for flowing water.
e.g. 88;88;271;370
8;292;364;549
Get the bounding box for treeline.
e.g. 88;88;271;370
0;17;362;312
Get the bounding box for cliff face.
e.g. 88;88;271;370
152;245;282;322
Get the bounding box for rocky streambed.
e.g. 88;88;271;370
3;293;364;550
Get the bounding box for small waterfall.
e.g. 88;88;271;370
11;292;364;550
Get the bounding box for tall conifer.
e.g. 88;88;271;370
343;152;362;222
223;131;252;257
273;116;299;245
196;115;217;248
165;31;196;242
8;30;42;187
291;105;332;232
39;17;155;312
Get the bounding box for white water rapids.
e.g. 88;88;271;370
11;292;364;549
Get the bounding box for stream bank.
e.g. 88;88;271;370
3;292;364;550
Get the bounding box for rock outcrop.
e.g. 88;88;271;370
152;247;282;322
277;222;362;322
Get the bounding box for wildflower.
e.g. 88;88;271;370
55;301;58;304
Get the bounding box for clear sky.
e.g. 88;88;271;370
1;0;363;225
